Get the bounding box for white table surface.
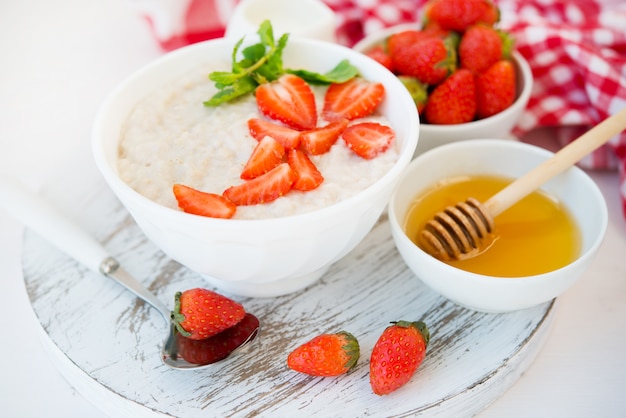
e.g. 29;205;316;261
1;1;625;417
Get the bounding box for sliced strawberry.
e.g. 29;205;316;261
287;149;324;191
342;122;395;160
223;163;296;206
173;184;236;219
240;136;285;180
322;78;385;122
247;118;301;150
255;74;317;130
299;119;349;155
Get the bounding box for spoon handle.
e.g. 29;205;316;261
0;175;170;319
484;107;626;217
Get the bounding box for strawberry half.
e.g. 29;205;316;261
224;163;296;206
240;136;285;180
247;118;301;150
173;184;236;219
255;74;317;130
287;149;324;191
322;78;385;122
342;122;395;160
299;119;349;155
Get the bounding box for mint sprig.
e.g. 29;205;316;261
204;20;359;107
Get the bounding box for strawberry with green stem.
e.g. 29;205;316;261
476;59;516;118
389;34;457;85
171;288;246;340
370;320;430;395
287;331;360;376
424;0;498;32
424;68;477;124
459;24;513;74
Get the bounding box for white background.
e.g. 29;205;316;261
1;0;625;417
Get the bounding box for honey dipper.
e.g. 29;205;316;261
420;107;626;261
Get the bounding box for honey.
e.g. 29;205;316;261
404;175;581;277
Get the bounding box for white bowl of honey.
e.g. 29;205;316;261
388;139;608;313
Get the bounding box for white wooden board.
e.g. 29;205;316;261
21;176;556;417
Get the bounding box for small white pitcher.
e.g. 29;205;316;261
225;0;337;42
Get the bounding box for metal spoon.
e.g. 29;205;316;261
0;175;259;370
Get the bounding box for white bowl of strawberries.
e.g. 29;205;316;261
93;21;419;298
354;0;533;155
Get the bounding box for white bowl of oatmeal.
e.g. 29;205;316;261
92;34;419;297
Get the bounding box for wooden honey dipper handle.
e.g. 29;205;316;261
484;107;626;218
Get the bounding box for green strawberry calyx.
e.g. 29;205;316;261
338;331;361;371
498;29;515;60
171;291;192;337
390;320;431;346
435;34;459;77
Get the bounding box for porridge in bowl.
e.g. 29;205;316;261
117;64;399;220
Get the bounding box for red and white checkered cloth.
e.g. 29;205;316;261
135;0;626;219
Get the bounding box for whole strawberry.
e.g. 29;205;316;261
476;59;516;118
390;35;457;85
287;331;360;376
425;0;499;32
424;68;477;124
370;321;430;395
364;44;394;72
177;313;259;365
459;24;512;73
171;288;246;340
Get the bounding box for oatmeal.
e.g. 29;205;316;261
117;63;399;220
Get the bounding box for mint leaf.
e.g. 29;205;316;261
257;20;275;48
203;75;257;106
256;33;288;82
288;59;360;85
204;20;359;106
242;43;266;63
